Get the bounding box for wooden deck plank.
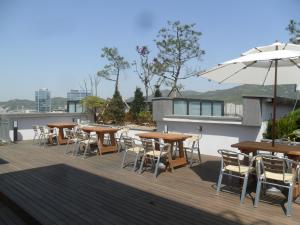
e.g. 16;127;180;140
0;141;299;225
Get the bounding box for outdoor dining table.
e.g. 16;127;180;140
81;126;119;155
231;141;300;161
136;132;192;169
47;123;76;145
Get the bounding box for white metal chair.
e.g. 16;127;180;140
121;136;143;171
138;139;171;178
183;134;202;167
216;149;256;204
75;131;97;159
115;127;129;152
254;155;300;216
65;128;78;155
32;125;40;144
38;126;57;147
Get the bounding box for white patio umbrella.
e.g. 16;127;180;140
199;42;300;146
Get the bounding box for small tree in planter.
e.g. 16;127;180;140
106;89;125;124
81;96;105;123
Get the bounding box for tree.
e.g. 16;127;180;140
130;87;146;119
97;47;130;92
154;85;162;97
286;20;300;44
106;89;125;124
154;21;205;96
81;96;105;122
132;46;155;103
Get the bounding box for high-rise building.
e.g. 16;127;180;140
35;89;51;112
67;90;91;113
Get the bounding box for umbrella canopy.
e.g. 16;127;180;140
199;42;300;146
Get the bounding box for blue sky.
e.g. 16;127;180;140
0;0;299;101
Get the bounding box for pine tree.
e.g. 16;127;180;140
130;88;146;119
107;89;125;124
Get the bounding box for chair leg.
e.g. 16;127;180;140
240;174;248;204
121;151;128;168
254;180;262;207
82;144;90;159
133;152;140;172
197;146;202;163
216;170;223;193
286;184;293;216
138;154;146;174
154;156;161;178
189;149;193;167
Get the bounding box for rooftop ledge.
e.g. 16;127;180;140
162;115;243;125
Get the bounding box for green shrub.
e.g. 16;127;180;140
138;111;152;124
105;90;125;125
263;113;297;139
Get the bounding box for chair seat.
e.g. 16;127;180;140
127;146;143;153
264;171;294;183
146;150;167;157
225;165;254;174
81;139;97;145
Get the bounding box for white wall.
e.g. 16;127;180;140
157;120;260;156
5;113;89;141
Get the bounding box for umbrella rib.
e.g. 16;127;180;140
289;59;300;69
262;61;273;85
199;63;232;76
254;47;262;52
282;43;288;50
218;61;257;84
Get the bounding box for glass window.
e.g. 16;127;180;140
189;101;200;115
76;104;83;113
69;103;75;113
201;102;212;116
174;100;187;115
213;102;222;116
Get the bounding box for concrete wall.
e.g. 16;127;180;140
152;97;173;121
1;113;89;141
242;97;262;126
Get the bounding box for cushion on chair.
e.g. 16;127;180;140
127;147;143;153
264;171;294;183
224;165;254;174
146;150;167;157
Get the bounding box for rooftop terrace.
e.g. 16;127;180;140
0;141;299;225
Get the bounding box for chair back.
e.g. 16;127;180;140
123;136;134;149
32;125;39;133
258;155;298;183
185;135;199;149
218;149;251;174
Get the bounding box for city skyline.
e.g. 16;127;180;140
1;0;299;101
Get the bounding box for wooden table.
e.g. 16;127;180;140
47;123;76;145
81;126;119;155
231;141;300;160
136;132;192;169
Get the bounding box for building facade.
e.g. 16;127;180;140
67;90;91;113
35;89;51;112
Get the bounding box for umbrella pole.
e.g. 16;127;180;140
272;59;278;147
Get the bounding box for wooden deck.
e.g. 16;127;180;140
0;141;300;225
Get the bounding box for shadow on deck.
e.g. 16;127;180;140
0;163;272;225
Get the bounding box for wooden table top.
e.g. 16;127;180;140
81;126;119;133
231;141;300;156
47;123;76;128
136;132;191;141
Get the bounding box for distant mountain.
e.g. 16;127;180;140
0;97;67;111
127;84;297;104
